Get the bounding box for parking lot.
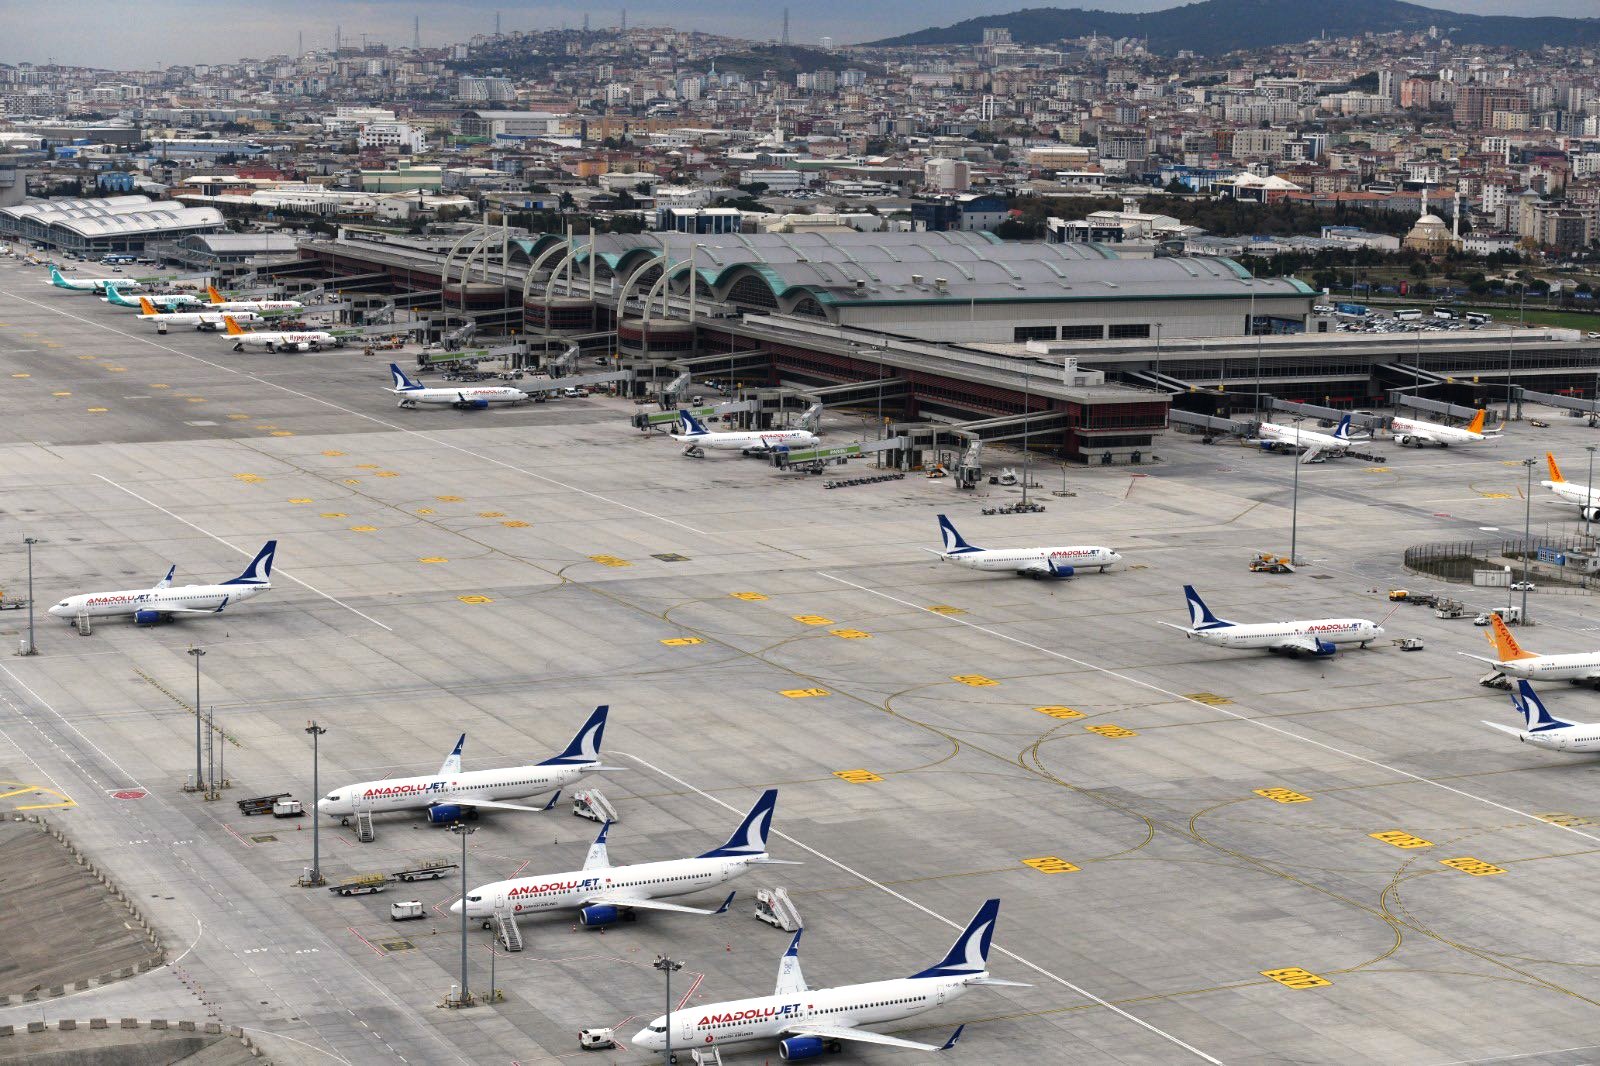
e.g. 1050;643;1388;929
6;257;1600;1064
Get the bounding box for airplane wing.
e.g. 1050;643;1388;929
1458;653;1503;667
579;891;735;916
1481;721;1524;737
443;791;560;813
1270;634;1334;655
163;595;229;615
781;1023;964;1053
1017;559;1071;579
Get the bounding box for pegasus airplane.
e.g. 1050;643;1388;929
926;514;1121;579
47;541;275;625
1254;413;1366;463
135;297;260;330
1390;408;1500;448
105;286;203;311
206;284;302;315
316;706;614;825
47;266;141;293
453;788;796;927
633;898;1025;1059
388;363;528;409
1163;584;1384;657
223;315;342;353
1462;612;1600;683
1481;679;1600;752
670;409;817;458
1541;452;1600;521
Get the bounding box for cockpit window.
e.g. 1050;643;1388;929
649;1025;667;1034
468;895;482;902
325;794;340;801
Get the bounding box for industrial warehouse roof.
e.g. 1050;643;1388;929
48;205;224;238
0;194;153;224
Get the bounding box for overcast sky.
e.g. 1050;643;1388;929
2;0;1596;68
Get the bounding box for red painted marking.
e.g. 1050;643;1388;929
1129;473;1149;478
347;926;388;957
113;789;146;800
676;971;705;1010
1433;512;1452;518
510;859;531;877
608;1015;635;1051
221;823;254;848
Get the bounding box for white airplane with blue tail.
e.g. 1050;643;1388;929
926;514;1121;579
1163;585;1384;657
47;541;275;625
1253;413;1367;463
388;363;528;409
670;409;817;457
1483;680;1600;752
632;898;1025;1059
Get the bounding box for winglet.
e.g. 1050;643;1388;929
542;790;561;811
1547;452;1566;484
939;1026;965;1052
714;891;736;915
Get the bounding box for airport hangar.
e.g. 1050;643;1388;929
287;228;1597;459
0;194;224;257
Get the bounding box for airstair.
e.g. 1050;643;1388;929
573;788;619;823
754;888;802;932
493;904;523;952
355;809;376;843
75;609;92;636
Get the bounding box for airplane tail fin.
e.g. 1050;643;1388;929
222;540;276;586
583;820;612;871
1332;414;1354;441
1466;409;1486;434
138;296;158;315
156;564;175;590
223;314;245;336
698;789;778;859
1547;452;1567;484
1183;584;1231;630
48;266;68;288
389;362;422;392
936;513;981;554
1488;613;1537;661
538;705;608;766
677;410;710;436
207;284;224;305
910;898;1000;980
438;733;464;776
1512;680;1574;732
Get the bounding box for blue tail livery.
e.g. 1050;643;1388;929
910;898;1000;979
1182;585;1232;630
539;705;609;766
1513;680;1574;732
222;541;276;586
936;514;982;555
677;410;711;436
698;789;778;859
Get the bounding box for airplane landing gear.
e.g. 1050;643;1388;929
683;445;705;459
231;343;244;352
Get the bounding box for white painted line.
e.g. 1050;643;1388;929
0;288;710;537
817;571;1600;849
92;473;394;632
0;661;143;791
617;749;1225;1065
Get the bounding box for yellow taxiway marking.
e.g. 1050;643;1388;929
349;525;377;532
357;464;381;470
951;674;997;687
833;769;882;783
10;372;28;378
1440;856;1505;876
589;554;631;567
1086;724;1138;738
435;495;463;502
415;508;435;515
0;787;36;800
343;478;361;485
51;391;70;397
731;591;767;601
233;473;264;483
501;520;529;528
793;614;834;626
86;407;107;413
226;413;249;420
104;366;127;372
1035;706;1085;720
149;383;170;388
185;397;205;403
419;557;447;563
830;628;871;639
1538;812;1594;827
288;497;312;504
458;595;493;604
928;605;965;615
479;511;506;518
77;354;97;360
254;424;276;430
1261;967;1331;989
319;512;347;519
0;781;75;811
1370;830;1434;849
1480;492;1511;499
781;688;829;698
322;450;346;457
374;470;397;477
270;431;293;437
1021;856;1079;874
661;637;704;646
1254;787;1312;804
1184;692;1233;705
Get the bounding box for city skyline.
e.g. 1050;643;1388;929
4;0;1598;68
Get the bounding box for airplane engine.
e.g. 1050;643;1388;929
426;804;466;824
454;399;490;410
778;1036;828;1060
1585;506;1600;522
578;904;620;927
1046;561;1075;579
1395;434;1412;446
1311;639;1337;657
133;609;164;625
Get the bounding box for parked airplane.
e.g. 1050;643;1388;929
1482;679;1600;752
1391;409;1500;448
104;285;203;310
1253;414;1366;463
223;315;344;353
135;297;261;330
1163;585;1384;656
453;788;794;927
926;514;1120;579
206;284;302;315
47;266;142;293
1462;612;1600;683
633;898;1024;1059
388;363;528;409
47;541;275;625
315;706;613;825
1541;452;1600;520
670;409;817;458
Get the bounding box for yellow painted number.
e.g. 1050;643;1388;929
951;674;997;687
793;614;834;626
833;769;883;783
1261;967;1331;989
1035;706;1084;719
1021;856;1079;874
781;688;829;699
1370;830;1434;849
1254;787;1312;804
1086;724;1137;738
1439;857;1505;876
660;637;704;646
731;592;768;601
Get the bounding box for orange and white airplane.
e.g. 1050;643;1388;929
223;314;344;353
1541;452;1600;520
207;283;302;315
1463;612;1600;683
1390;408;1501;448
135;296;260;330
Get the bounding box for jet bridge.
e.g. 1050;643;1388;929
1265;397;1386;432
631;398;759;431
1392;394;1483;421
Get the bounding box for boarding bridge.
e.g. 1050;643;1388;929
1380;362;1450;392
1520;388;1600;416
572;788;619;824
754;888;802;932
776;376;909;409
1393;394;1481;421
521;370;632;395
1266;397;1386;431
1168;409;1254;436
493;904;523;952
661;369;693;407
632;399;759;431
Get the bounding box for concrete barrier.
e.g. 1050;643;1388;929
90;1018;107;1029
58;1019;76;1031
26;1022;44;1034
204;1022;221;1034
0;1025;12;1037
150;1018;168;1030
120;1018;138;1029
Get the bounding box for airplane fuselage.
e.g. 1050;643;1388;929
941;545;1120;574
210;300;302;314
1504;727;1600;752
635;975;972;1053
317;763;593;818
139;310;261;329
673;429;817;452
1391;416;1490;447
48;581;268;621
461;854;757;920
1545;480;1600;510
1488;654;1600;682
396;386;527;408
1190;619;1383;650
232;331;337;351
1258;423;1353;452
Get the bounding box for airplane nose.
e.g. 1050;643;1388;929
448;899;463;915
631;1029;656;1049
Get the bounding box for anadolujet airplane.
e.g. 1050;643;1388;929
315;706;614;825
1253;413;1367;463
388;363;528;409
1164;585;1384;657
632;898;1026;1059
453;788;796;928
926;514;1121;579
1482;679;1600;752
1462;612;1600;684
48;541;275;625
1541;452;1600;521
1390;408;1500;448
671;409;817;458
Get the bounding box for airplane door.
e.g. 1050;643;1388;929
935;986;947;1006
679;1016;694;1044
